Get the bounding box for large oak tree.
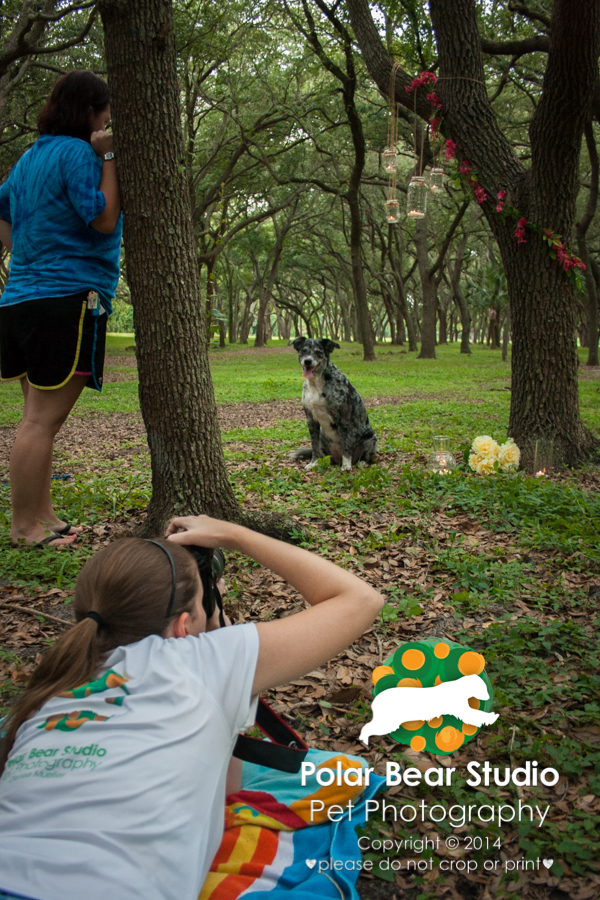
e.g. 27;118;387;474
347;0;599;466
97;0;290;536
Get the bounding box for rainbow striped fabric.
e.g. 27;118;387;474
200;749;385;900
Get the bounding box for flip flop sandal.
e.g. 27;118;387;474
31;532;77;549
54;522;83;536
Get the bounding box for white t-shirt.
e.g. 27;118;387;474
0;623;259;900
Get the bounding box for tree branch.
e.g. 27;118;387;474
481;36;549;55
508;2;551;30
429;200;470;278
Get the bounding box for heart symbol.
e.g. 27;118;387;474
542;859;554;870
306;860;317;869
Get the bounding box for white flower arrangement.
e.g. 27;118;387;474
468;436;520;474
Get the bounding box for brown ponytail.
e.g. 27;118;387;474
0;539;199;775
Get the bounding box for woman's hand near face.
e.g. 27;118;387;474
91;130;114;158
90;130;120;234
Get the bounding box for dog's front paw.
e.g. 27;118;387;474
341;456;352;472
305;459;320;471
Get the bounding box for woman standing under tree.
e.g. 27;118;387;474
0;71;122;547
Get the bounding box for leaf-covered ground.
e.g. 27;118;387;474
1;338;599;900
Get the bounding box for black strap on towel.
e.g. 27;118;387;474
233;698;309;773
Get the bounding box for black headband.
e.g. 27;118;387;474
146;540;177;618
84;610;105;629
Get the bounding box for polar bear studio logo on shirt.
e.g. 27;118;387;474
58;670;129;698
360;639;499;755
39;710;109;731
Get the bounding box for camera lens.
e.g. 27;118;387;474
211;548;225;581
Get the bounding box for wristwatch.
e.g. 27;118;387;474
102;151;116;162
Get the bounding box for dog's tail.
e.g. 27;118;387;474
288;448;312;460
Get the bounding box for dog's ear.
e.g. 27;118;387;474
320;339;341;355
290;336;306;351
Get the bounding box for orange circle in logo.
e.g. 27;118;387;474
458;651;485;676
410;735;426;751
402;649;426;670
468;697;481;710
428;716;443;728
372;665;395;684
462;723;478;736
401;720;425;731
434;642;450;659
397;677;422;688
435;726;465;752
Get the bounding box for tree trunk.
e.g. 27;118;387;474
254;216;290;347
381;288;396;344
449;236;471;354
347;188;375;359
576;123;599;367
502;309;511;362
488;307;500;350
437;301;448;344
588;258;600;366
98;0;292;537
415;217;437;359
238;294;254;344
388;229;416;349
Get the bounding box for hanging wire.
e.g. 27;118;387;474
385;61;401;222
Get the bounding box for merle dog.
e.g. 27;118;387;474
289;337;377;471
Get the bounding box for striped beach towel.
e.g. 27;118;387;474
200;749;385;900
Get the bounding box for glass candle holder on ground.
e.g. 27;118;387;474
429;167;444;193
429;435;456;474
382;148;398;173
407;176;428;218
534;438;554;477
385;198;400;223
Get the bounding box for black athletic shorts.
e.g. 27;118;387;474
0;292;107;391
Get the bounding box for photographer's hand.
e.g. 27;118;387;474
166;515;233;550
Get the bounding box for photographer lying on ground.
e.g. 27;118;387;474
0;515;383;900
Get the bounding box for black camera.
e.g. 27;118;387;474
187;546;226;626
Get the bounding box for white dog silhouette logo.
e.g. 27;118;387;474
360;674;499;746
360;639;498;754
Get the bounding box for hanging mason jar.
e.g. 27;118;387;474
385;198;400;224
382;147;398;173
429;167;444;194
407;176;428;218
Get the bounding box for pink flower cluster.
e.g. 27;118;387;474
544;229;585;272
430;115;441;141
457;159;488;204
495;190;506;213
445;139;456;160
427;92;443;110
514;217;527;244
405;71;437;93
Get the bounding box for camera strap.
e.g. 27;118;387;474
233;698;308;773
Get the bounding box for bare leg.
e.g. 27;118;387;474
10;375;87;545
20;380;82;535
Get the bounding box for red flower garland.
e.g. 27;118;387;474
405;71;437;93
401;70;587;290
514;217;527;244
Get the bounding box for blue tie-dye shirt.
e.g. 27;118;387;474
0;134;122;312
